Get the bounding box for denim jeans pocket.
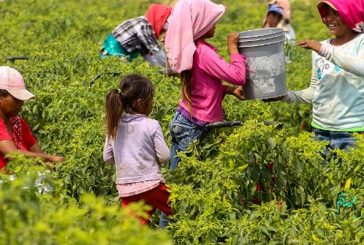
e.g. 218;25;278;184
170;112;204;151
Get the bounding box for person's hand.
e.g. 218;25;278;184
47;155;65;163
41;155;64;171
227;32;239;54
232;86;245;100
297;40;321;53
160;33;166;44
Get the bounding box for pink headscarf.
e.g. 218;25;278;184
165;0;225;73
317;0;364;33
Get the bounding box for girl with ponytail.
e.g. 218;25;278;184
103;74;173;225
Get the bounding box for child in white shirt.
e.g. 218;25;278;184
103;74;173;225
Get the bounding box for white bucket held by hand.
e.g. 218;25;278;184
238;28;287;100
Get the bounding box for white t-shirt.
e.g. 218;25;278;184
287;34;364;131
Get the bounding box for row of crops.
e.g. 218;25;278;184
0;0;363;244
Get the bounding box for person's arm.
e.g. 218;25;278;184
28;143;43;153
284;51;318;103
0;118;64;163
0;140;64;163
29;143;64;162
199;33;246;85
153;124;170;165
298;39;364;77
319;42;364;77
103;137;115;164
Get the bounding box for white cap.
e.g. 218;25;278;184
0;66;35;101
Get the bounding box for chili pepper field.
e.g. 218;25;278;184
0;0;363;244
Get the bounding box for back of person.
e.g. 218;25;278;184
160;0;247;227
189;41;226;122
164;0;246;167
182;40;245;122
110;113;165;184
111;16;158;56
103;74;173;225
101;4;173;73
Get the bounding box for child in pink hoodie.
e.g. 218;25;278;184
159;0;247;228
164;0;247;170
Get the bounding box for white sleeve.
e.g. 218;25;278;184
285;51;318;103
103;137;115;164
319;40;364;77
153;124;170;164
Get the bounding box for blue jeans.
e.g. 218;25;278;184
169;110;205;170
313;128;356;151
159;111;206;228
313;128;357;160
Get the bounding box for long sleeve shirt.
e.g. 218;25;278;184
103;113;169;187
286;34;364;131
112;16;161;55
179;40;246;123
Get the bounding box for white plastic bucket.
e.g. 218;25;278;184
238;28;287;100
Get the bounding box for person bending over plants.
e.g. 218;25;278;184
0;66;64;171
100;4;173;74
103;74;173;225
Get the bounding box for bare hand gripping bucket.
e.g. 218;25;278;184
238;28;287;100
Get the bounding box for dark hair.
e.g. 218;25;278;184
0;89;9;97
105;74;154;138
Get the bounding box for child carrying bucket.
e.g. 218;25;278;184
276;0;364;151
100;4;172;74
103;74;173;225
164;0;247;171
159;0;247;228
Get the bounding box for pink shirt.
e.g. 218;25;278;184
179;40;246;122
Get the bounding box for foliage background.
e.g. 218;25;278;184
0;0;362;244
